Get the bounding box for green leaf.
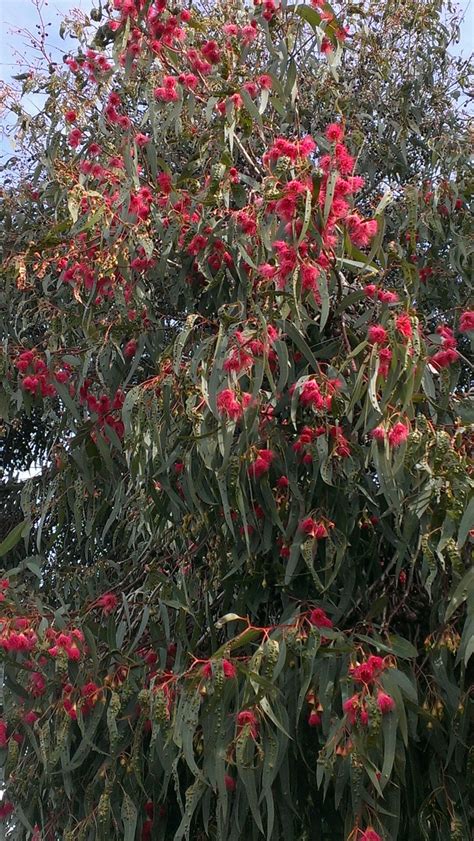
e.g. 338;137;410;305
0;520;27;557
445;566;474;621
380;710;398;790
121;792;138;841
457;496;474;549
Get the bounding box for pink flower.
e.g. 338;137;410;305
299;379;325;410
308;710;321;727
350;662;375;684
377;691;395;714
309;608;333;629
68;128;82;148
223;23;239;36
388;422;409;448
157;172;172;194
222;658;236;679
29;673;46;697
378;347;392;378
396;314;412;340
459;310;474;333
202;661;213;678
258;74;273;90
124;339;137;358
368;325;388;345
248;449;274;479
236;709;259;738
371;426;386;442
0;721;8;748
377;289;399;304
96;593;119;615
367;655;385;674
217;389;243;421
360;828;382;841
299;135;317;156
224;773;236;791
65;109;77;123
431;348;459;369
300;517;330;539
325;122;344;143
343;693;360;724
276;475;289;489
65;643;81;661
0;800;14;819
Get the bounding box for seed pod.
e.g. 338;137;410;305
97;790;110;824
5;736;19;777
107;691;121;753
262;639;279;679
152;688;169;725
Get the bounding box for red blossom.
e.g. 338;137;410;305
300;517;331;539
248;448;275;479
222;658;237;679
377;691;395;714
96;592;119;614
371;426;386;442
387;421;409;448
236;709;259;738
0;720;9;748
343;693;360;724
368;324;388;345
459;310;474;333
360;828;382;841
308;608;333;629
0;800;14;820
395;313;413;340
325;122;344;143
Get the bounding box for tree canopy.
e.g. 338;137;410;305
0;1;472;839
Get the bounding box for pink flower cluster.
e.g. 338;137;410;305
0;617;38;653
459;310;474;332
293;425;325;464
263;135;317;166
202;658;236;680
15;350;70;398
343;689;394;726
364;284;399;304
80;383;125;441
349;654;385;684
430;324;459;369
371;421;410;448
343;655;394;727
46;627;85;661
217;388;252;421
300;517;333;539
248;448;275;479
295;376;342;413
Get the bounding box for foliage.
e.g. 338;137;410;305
0;1;473;839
